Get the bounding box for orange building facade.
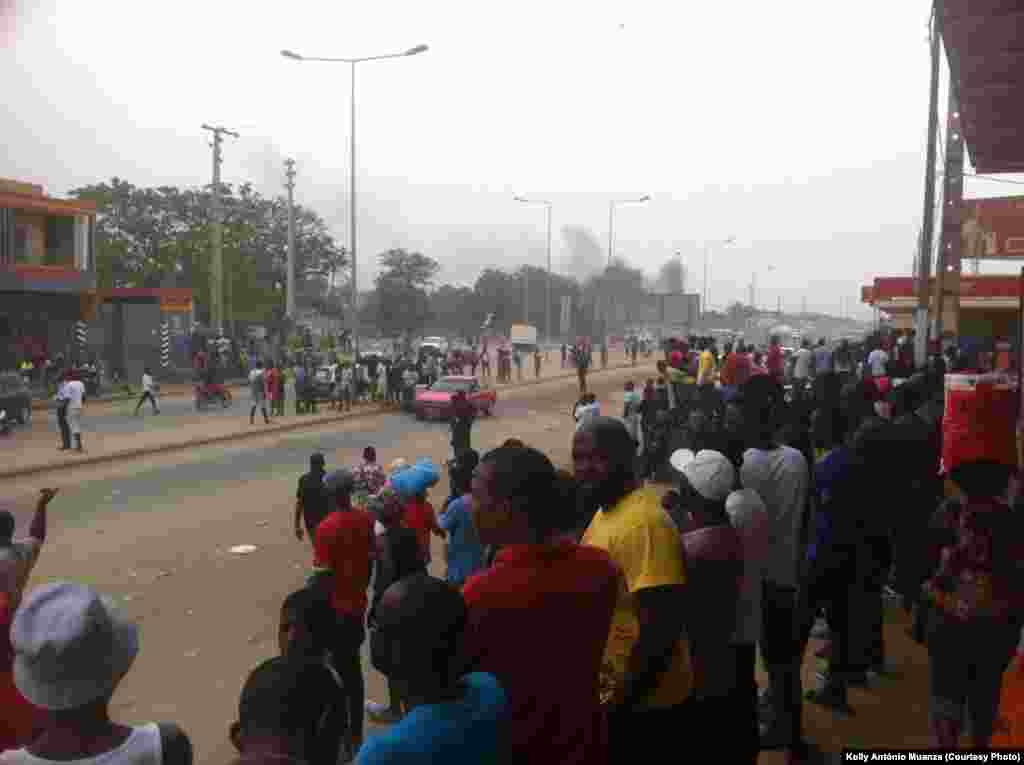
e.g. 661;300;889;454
0;178;97;370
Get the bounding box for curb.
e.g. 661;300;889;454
3;361;650;480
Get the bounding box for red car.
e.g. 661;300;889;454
415;376;496;420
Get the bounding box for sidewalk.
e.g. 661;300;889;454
3;359;648;479
31;380;247;411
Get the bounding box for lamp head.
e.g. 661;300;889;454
281;49;303;60
405;44;429;56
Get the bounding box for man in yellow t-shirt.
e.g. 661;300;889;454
574;417;693;757
697;338;716;386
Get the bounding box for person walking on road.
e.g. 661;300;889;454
134;367;160;416
249;361;270;425
264;363;279;419
64;372;86;453
295;453;330;549
54;372;71;451
450;392;476;459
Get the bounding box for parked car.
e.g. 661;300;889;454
312;364;340;401
414;376;496;420
0;371;32;425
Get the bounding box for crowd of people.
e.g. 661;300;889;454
5;325;1024;763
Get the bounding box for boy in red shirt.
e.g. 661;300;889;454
313;469;374;756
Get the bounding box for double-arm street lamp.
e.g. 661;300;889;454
599;195;650;334
607;195;651;266
513;196;553;343
281;43;429;361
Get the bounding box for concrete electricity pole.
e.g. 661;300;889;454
202;124;239;335
284;159;297;321
915;1;942;366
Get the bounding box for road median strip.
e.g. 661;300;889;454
4;361;652;479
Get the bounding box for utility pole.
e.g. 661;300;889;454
915;1;942;367
749;272;756;311
702;245;709;319
284;159;297;322
202;124;239;336
933;87;965;346
545;204;552;345
802;296;807;316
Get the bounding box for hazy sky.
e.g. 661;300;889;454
3;0;1020;317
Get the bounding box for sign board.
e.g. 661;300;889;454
962;196;1024;260
661;293;700;326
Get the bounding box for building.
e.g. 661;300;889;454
0;178;97;371
863;275;1019;352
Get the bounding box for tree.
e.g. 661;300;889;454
373;249;440;338
428;284;478;341
68;178;346;330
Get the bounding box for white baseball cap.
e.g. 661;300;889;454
669;449;735;502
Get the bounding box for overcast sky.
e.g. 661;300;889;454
4;0;1021;317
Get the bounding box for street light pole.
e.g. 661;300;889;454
349;62;358;361
280;44;429;361
604;195;650;333
545;203;552;345
514;196;553;343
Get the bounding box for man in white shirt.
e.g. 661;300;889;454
735;377;810;755
55;374;71;451
64;374;87;452
134;367;160;416
867;346;889;377
791;341;814;382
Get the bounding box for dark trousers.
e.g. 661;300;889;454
798;555;854;681
250;401;269;422
760;580;803;748
728;643;760;765
608;697;696;763
135;391;158;413
57;404;71;449
577;368;587;394
928;617;1019;744
332;613;366;745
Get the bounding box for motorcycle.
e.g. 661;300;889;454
194;382;232;410
0;410;11;436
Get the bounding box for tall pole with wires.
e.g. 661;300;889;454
202;124;240;335
915;1;942;367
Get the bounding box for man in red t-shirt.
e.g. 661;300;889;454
313;469;374;755
766;336;785;384
734;344;753;387
463;445;619;765
401;491;445;564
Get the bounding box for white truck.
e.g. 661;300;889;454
509;324;538;350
